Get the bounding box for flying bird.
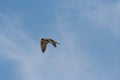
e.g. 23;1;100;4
40;38;60;53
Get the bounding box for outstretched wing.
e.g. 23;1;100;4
48;39;60;47
40;39;49;53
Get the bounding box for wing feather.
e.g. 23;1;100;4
48;39;60;47
40;40;48;53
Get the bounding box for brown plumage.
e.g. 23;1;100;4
40;38;60;53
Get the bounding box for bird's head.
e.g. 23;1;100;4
41;38;45;40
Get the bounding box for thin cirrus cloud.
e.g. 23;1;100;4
79;1;120;35
56;0;120;35
0;14;79;80
0;14;43;80
54;0;120;80
0;13;94;80
0;0;120;80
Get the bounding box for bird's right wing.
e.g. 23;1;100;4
48;39;60;47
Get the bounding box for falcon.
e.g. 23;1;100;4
40;38;60;53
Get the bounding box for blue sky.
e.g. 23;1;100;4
0;0;120;80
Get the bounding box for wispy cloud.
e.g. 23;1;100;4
79;1;120;36
1;0;120;80
54;0;120;80
0;13;44;80
56;0;120;36
0;12;91;80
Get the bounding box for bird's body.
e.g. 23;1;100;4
40;38;60;53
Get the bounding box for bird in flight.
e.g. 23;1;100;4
40;38;60;53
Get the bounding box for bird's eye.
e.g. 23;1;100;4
41;38;44;40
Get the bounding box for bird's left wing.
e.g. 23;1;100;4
40;39;49;53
